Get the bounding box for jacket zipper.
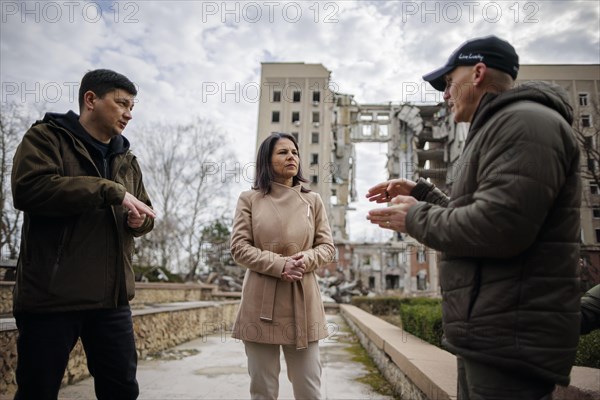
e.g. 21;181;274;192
466;264;482;321
103;158;109;178
50;225;71;284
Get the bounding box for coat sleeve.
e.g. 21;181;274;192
406;108;578;258
410;178;450;206
12;125;126;216
581;284;600;335
298;193;335;273
125;157;154;237
230;191;286;278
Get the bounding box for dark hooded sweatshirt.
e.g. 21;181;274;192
407;81;581;386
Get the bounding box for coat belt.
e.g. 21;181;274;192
259;276;308;350
259;277;277;322
292;280;308;350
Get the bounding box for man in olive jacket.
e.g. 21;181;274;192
11;69;155;399
367;36;580;399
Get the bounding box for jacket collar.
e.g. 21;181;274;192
270;181;303;194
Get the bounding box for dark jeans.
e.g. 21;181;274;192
14;306;138;400
457;356;555;400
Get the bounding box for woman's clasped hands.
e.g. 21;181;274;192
281;254;305;282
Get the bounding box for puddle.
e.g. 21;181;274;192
193;366;247;377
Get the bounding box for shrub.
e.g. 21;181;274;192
576;330;600;369
400;302;443;348
351;296;443;347
351;296;403;316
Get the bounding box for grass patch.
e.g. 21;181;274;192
341;333;400;399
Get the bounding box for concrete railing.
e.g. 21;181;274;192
0;281;219;315
340;304;600;400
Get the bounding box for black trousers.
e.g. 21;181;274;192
14;306;139;400
457;356;555;400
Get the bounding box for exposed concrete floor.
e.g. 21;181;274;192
58;314;394;400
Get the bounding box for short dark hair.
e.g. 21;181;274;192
78;69;137;110
253;132;309;195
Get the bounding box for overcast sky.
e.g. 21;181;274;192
2;0;599;241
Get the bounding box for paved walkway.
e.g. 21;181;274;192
58;314;394;400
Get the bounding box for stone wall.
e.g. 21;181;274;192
0;301;239;397
133;302;238;358
131;282;217;307
0;283;13;315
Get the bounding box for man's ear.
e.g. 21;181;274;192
82;91;97;111
472;63;487;87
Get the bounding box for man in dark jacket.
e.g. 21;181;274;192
11;69;156;399
367;36;580;399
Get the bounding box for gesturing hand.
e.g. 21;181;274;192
281;254;305;282
122;192;156;228
367;195;418;233
365;178;416;204
127;211;147;228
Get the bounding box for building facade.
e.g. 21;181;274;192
256;63;344;238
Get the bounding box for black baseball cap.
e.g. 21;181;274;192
423;35;520;91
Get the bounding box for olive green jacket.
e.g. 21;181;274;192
11;113;153;313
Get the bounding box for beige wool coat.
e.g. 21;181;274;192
230;182;335;349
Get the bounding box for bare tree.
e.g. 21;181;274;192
133;117;236;280
0;102;34;259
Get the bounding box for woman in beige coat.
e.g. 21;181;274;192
230;132;335;399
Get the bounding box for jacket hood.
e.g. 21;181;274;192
41;110;130;155
471;81;574;134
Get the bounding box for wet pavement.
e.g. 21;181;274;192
58;313;394;400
